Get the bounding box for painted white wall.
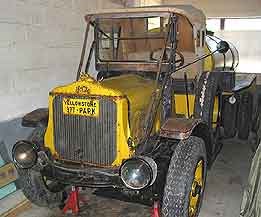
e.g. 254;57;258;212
124;0;162;7
163;0;261;17
0;0;122;121
215;30;261;84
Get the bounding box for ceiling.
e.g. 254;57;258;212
110;0;261;17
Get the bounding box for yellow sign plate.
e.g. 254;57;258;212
63;98;99;117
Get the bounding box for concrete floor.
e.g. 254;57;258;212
16;138;254;217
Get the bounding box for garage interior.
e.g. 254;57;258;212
0;0;261;217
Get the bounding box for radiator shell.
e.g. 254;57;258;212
53;95;117;166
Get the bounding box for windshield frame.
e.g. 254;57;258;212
82;11;195;74
90;12;173;73
94;15;170;63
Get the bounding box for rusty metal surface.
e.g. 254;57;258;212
160;118;203;140
49;92;125;100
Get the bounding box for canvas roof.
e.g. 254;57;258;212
87;5;206;29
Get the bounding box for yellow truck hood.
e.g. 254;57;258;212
50;74;156;143
51;74;155;110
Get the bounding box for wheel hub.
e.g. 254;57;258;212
192;182;202;197
189;160;204;217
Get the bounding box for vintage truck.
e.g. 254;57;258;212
12;5;258;217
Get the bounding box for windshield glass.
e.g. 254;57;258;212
96;15;195;63
96;16;169;62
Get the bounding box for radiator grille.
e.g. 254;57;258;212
53;95;117;165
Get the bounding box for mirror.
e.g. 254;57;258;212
217;41;230;54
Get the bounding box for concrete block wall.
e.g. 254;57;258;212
0;0;122;122
0;0;123;156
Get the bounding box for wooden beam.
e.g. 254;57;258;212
220;18;225;31
110;0;125;5
0;164;17;188
2;200;31;217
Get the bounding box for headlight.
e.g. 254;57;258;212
12;140;38;169
229;95;237;104
120;156;157;190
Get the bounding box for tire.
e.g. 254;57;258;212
237;92;253;140
221;95;238;138
16;126;65;208
251;94;261;133
194;71;220;129
161;136;207;217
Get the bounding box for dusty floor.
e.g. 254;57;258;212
17;138;254;217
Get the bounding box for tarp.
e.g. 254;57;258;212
240;142;261;217
88;5;206;29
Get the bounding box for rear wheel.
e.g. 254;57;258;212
222;95;238;138
194;71;222;161
237;92;253;140
194;71;221;129
161;136;207;217
17;126;66;208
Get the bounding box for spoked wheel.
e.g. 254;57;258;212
161;136;207;217
189;160;204;217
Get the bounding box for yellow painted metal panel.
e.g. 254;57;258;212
175;94;195;118
204;45;214;72
175;94;218;125
44;95;57;157
112;98;132;166
44;74;155;166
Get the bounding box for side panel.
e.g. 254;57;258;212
174;94;195;118
44;95;57;156
204;46;214;72
113;98;132;166
174;94;219;126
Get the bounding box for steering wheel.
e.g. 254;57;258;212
150;48;185;68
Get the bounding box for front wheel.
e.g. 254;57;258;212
161;136;207;217
17;126;66;208
17;169;65;208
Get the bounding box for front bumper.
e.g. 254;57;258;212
37;151;123;188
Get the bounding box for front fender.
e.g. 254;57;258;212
22;108;48;128
160;118;204;140
160;117;213;165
